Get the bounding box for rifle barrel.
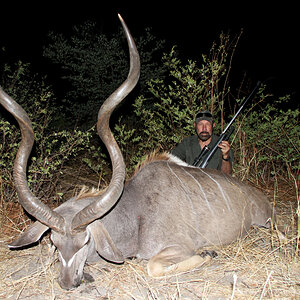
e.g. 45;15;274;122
222;81;261;134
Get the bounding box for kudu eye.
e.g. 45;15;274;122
50;233;59;248
73;231;90;250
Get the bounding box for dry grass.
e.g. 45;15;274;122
0;184;299;299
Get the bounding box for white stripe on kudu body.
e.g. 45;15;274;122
182;167;215;216
199;168;232;211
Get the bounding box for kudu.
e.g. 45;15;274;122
0;15;272;290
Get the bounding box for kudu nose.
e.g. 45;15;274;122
59;275;81;290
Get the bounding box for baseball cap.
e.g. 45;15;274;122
195;111;213;123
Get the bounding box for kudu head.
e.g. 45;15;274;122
0;14;140;290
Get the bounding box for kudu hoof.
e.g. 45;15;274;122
199;250;218;258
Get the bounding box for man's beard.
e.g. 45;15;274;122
197;131;211;142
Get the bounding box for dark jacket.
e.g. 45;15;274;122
171;134;233;170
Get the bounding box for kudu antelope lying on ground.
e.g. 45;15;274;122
0;15;272;290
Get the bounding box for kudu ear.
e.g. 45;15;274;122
87;220;124;263
8;221;49;248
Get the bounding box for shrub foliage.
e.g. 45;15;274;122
0;62;93;203
0;32;298;206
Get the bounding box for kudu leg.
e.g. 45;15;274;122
147;245;212;277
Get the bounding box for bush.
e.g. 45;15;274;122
116;34;233;172
44;22;166;128
116;35;299;184
0;61;94;203
233;92;299;182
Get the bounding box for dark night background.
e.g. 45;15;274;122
0;2;298;101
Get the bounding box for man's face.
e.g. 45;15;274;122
194;120;214;141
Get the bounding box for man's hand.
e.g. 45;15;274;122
218;140;231;159
219;141;232;175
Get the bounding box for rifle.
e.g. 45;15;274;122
193;81;261;168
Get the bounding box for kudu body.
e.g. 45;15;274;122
0;15;272;290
